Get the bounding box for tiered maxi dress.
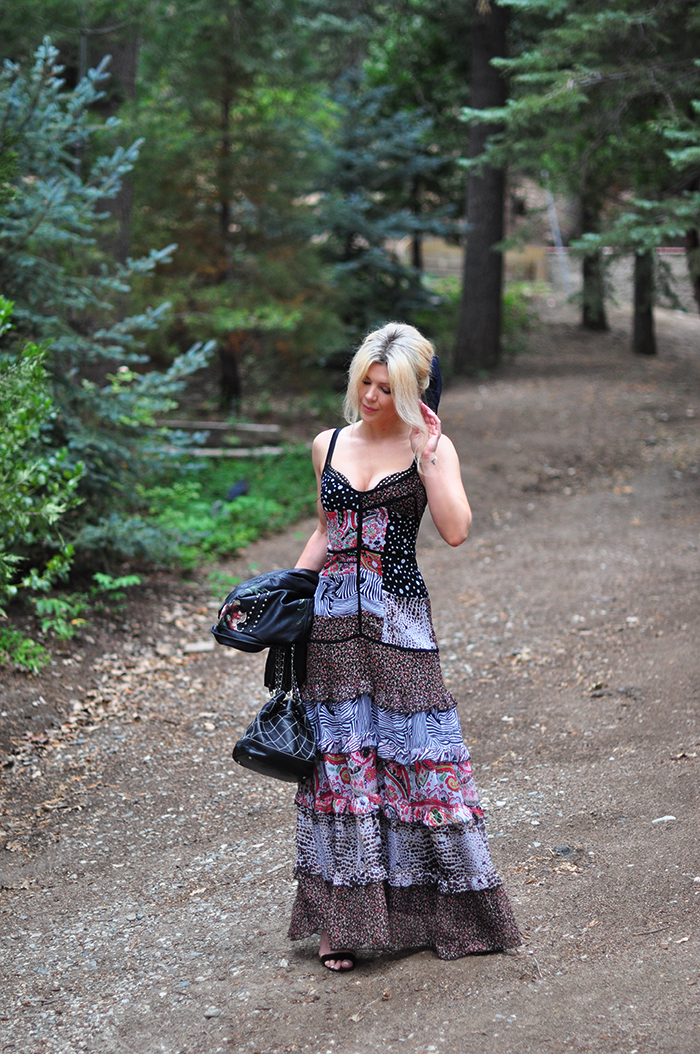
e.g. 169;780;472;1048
288;429;520;959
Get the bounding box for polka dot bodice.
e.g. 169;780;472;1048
320;463;429;599
309;428;439;659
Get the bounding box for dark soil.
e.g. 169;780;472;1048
1;299;698;1054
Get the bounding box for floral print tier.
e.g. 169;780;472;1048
289;435;521;958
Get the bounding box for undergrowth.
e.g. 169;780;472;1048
142;447;317;569
0;625;50;673
74;447;318;569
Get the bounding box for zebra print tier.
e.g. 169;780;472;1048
294;805;499;893
303;693;470;765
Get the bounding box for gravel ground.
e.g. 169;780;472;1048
1;297;698;1053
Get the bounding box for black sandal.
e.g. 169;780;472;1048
319;951;357;972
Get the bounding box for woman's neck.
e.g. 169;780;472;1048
352;418;410;443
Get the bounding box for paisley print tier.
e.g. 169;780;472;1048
297;748;480;826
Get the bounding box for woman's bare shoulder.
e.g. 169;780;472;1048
311;427;343;469
312;427;336;453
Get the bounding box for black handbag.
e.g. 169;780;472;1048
214;570;319;781
211;568;319;652
232;648;316;782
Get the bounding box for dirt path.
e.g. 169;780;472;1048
1;301;699;1054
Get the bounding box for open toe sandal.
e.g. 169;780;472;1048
319;951;357;972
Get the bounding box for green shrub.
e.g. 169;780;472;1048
31;593;89;641
74;448;317;569
0;297;84;612
0;625;50;673
502;282;543;357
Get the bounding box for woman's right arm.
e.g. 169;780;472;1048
295;430;333;572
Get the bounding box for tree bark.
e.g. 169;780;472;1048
684;229;700;313
632;249;656;356
581;251;608;330
218;334;243;413
410;175;423;272
580;190;608;331
454;1;509;374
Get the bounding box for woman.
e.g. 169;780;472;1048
289;322;520;970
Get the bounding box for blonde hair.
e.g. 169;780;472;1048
343;322;435;459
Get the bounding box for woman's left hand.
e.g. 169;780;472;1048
411;401;442;460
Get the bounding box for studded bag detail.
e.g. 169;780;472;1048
211;568;319;653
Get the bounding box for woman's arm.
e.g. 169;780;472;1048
413;403;472;547
295;430;332;571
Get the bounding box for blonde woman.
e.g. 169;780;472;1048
289;323;520;970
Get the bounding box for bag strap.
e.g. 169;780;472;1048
323;427;342;471
264;643;306;696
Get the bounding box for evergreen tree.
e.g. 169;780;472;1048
465;0;700;350
316;76;454;341
363;0;473;271
0;42;212;524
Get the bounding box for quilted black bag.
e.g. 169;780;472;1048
232;649;315;782
211;568;319;653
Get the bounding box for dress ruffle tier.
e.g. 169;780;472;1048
288;695;521;959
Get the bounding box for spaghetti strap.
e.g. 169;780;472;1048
323;427;342;471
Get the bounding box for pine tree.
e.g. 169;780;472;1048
455;0;510;373
463;0;700;350
316;76;454;341
0;42;212;522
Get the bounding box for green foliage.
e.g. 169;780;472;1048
0;625;50;673
91;572;142;610
0;41;214;522
27;570;141;641
207;569;241;595
0;296;84;611
0;132;18;214
75;448;317;568
502;282;541;356
413;276;461;361
146;449;317;567
316;76;455;340
31;592;89;641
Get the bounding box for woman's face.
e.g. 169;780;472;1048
358;362;397;425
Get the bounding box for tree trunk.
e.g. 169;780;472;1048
218;334;242;413
410;176;423;272
580;190;608;331
454;1;509;374
632;249;656;356
581;252;608;330
684;229;700;313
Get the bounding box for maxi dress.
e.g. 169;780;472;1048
288;429;521;959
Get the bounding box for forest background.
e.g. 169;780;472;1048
1;0;699;669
